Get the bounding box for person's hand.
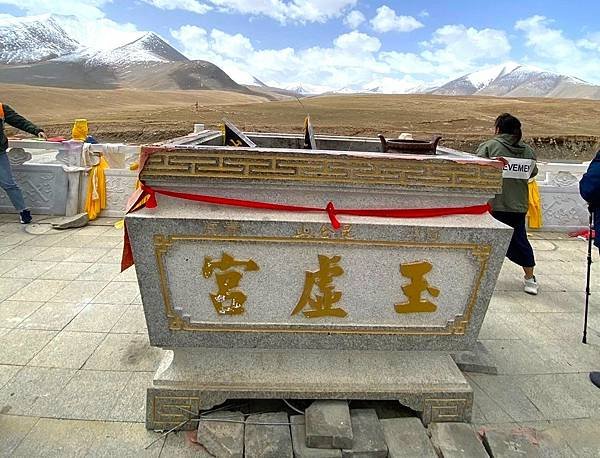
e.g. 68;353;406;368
38;131;47;140
495;156;509;167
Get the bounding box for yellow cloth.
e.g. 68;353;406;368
85;156;109;220
527;180;542;229
72;119;89;141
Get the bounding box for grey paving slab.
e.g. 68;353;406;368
510;291;586;313
8;279;70;302
20;231;71;247
51;234;121;249
196;411;245;458
38;261;93;281
0;414;39;456
0;258;22;275
465;375;513;424
479;313;521;340
0;232;35;246
163;431;214;457
306;400;353;449
0;366;76;416
32;246;80;262
65;248;110;263
18;301;86;330
92;281;140;304
380;418;436;458
83;333;164;372
43;370;132;420
539;418;600;456
0;364;21;389
114;265;138;282
77;262;121;282
342;409;387;458
10;417;103;457
108;371;153;422
65;303;128;333
290;415;342;458
535;312;600;340
87;421;161;458
111;306;148;334
486;291;528;313
0;328;57;365
481;427;542;457
245;412;293;458
1;245;48;261
468;375;545;422
0;278;32;301
0;300;44;328
48;280;108;303
478;340;566;375
2;260;57;279
101;247;125;264
517;373;600;420
496;313;561;344
429;423;488;458
75;225;113;236
29;331;106;369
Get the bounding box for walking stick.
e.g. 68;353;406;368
583;210;593;344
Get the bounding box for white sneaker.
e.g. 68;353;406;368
524;276;539;295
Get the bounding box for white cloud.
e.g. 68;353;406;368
0;0;143;48
420;25;510;74
333;31;381;53
514;15;600;83
344;10;365;29
370;5;423;33
146;0;356;23
142;0;211;14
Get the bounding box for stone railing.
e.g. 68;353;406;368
1;138;592;231
535;162;589;231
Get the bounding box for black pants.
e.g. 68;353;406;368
491;211;536;268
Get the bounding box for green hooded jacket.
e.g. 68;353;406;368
0;104;44;155
476;133;538;213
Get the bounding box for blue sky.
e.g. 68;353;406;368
2;0;600;91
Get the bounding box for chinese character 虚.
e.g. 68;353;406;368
202;252;259;315
395;261;440;313
292;255;347;318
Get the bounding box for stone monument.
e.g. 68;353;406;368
125;127;511;430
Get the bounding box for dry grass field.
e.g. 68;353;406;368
3;83;600;160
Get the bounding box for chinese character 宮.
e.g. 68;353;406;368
202;252;259;315
395;261;440;313
292;255;347;318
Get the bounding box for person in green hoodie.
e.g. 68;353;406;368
0;103;46;224
477;113;538;295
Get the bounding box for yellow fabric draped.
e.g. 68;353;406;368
527;180;542;229
85;156;109;220
72;119;89;141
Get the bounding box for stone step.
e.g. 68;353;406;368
481;427;543;457
429;422;488;458
380;417;437;458
305;400;353;449
244;412;293;458
341;409;388;458
196;411;245;458
148;349;473;430
290;415;342;458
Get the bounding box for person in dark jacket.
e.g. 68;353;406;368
579;151;600;389
0;103;46;223
477;113;539;295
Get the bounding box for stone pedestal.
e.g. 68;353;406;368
126;135;510;430
146;348;473;430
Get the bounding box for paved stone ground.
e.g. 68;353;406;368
1;214;600;456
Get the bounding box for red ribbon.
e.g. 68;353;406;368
142;185;491;230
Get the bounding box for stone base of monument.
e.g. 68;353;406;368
145;348;473;431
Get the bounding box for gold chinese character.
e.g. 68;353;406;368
202;252;259;315
395;261;440;313
292;255;347;318
319;224;353;240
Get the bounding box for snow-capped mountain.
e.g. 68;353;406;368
86;32;188;67
431;62;600;98
0;15;247;93
0;14;79;64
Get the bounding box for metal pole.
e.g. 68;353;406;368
583;210;593;344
